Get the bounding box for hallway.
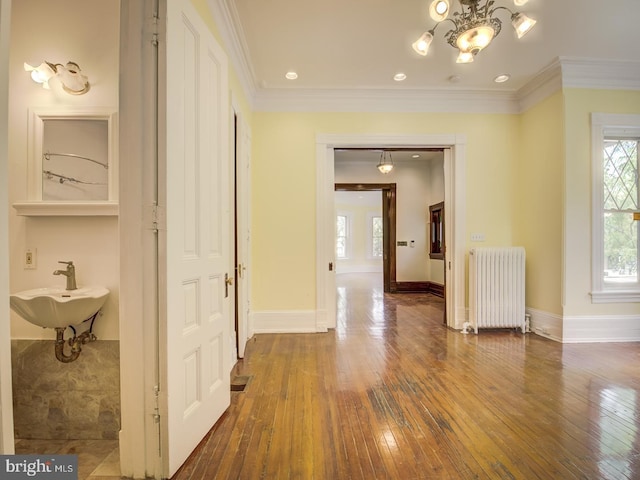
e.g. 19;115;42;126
172;273;640;479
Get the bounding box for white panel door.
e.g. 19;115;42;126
163;0;230;476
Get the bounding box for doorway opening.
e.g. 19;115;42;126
316;134;467;332
335;183;397;293
334;148;445;298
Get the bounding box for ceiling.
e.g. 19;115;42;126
334;149;442;164
212;0;640;96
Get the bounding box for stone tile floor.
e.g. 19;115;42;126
14;438;120;479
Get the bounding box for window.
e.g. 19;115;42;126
336;214;349;259
372;216;383;257
591;113;640;302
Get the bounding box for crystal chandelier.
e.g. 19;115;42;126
412;0;537;64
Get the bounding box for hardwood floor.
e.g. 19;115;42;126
172;273;640;479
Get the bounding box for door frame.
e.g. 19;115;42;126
118;1;162;477
334;183;396;292
231;97;251;358
0;0;14;455
316;133;466;331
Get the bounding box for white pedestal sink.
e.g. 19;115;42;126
10;286;109;328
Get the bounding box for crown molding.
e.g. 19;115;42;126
559;56;640;91
253;88;520;114
207;0;257;109
515;58;563;113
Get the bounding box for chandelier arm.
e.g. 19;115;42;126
490;5;516;17
431;17;457;35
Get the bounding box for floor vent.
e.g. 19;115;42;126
231;375;251;392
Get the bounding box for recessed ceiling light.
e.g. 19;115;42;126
394;73;407;82
412;154;420;158
494;74;511;83
285;71;298;80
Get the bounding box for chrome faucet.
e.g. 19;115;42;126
53;261;77;290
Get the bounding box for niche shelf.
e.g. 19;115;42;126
13;202;118;217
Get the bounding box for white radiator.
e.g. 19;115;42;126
466;247;526;334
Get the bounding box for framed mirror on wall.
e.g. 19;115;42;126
13;107;118;216
429;201;444;259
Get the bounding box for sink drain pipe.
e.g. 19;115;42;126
53;312;99;363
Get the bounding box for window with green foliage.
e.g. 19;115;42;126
603;138;638;285
591;113;640;302
372;216;383;257
336;214;348;259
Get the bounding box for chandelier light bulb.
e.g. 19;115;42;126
456;51;474;64
513;0;528;5
512;12;536;38
412;31;434;56
429;0;450;21
456;25;495;54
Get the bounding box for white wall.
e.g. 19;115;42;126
335;191;383;274
8;0;120;340
426;156;445;285
334;154;444;283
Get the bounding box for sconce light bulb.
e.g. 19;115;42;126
24;62;56;87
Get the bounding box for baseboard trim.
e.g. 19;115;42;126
526;308;640;343
526;308;563;342
394;281;444;296
563;314;640;343
428;282;445;297
251;310;322;334
395;281;429;293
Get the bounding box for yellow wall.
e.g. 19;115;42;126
251;112;519;310
191;1;640;321
563;89;640;316
515;91;564;315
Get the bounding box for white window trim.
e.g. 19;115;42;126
367;212;383;259
336;211;352;260
591;113;640;303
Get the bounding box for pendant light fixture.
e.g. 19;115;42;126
377;151;394;174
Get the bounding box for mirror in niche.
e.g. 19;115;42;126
26;107;118;205
42;118;109;201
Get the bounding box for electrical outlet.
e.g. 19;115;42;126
25;248;37;269
471;233;485;242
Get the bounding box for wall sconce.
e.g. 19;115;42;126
24;61;90;95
